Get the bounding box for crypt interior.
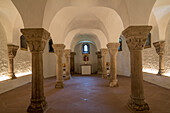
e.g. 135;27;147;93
0;0;170;113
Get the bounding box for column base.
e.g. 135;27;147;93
64;75;71;80
27;98;47;113
55;81;64;88
109;79;118;87
102;74;107;79
157;70;165;76
8;73;17;79
97;71;103;75
128;97;150;112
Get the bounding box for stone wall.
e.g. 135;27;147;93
143;23;170;75
0;23;8;77
0;23;31;79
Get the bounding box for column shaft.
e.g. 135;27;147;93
64;49;71;80
70;52;76;74
53;44;65;88
107;43;119;87
21;28;50;113
123;26;152;112
7;44;19;79
96;51;102;74
153;41;165;76
100;49;107;79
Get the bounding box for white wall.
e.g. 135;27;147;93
74;43;97;74
43;39;56;78
116;36;131;76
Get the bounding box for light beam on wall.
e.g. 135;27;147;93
0;71;32;82
143;68;170;77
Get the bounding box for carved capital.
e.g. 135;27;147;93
122;26;152;51
64;49;71;58
153;41;165;55
7;44;19;58
100;48;108;57
21;28;50;53
107;43;120;55
96;51;102;58
52;44;65;56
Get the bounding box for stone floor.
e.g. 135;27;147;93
0;75;170;113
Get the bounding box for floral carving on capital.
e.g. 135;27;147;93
100;48;108;57
52;44;65;56
21;28;50;53
64;49;71;58
107;43;120;55
153;41;165;55
122;26;152;51
7;44;19;58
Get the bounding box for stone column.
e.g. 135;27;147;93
107;43;120;87
100;48;108;79
52;44;65;88
153;41;165;76
7;44;19;79
64;49;71;80
21;28;50;113
70;52;76;74
96;51;102;74
122;26;152;112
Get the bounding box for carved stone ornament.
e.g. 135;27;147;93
52;44;65;56
64;49;71;58
107;43;120;55
100;48;108;56
96;51;102;58
21;28;50;53
122;26;152;51
7;44;19;58
153;41;165;55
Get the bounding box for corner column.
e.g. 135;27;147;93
70;52;76;74
21;28;50;113
122;26;152;112
100;48;108;79
96;51;102;75
64;49;71;80
52;44;65;88
107;43;120;87
153;41;165;76
7;44;19;79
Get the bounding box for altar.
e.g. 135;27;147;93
80;64;92;75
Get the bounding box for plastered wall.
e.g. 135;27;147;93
74;43;97;74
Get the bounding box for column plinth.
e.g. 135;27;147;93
123;26;152;112
153;41;165;76
107;43;119;87
100;48;108;79
96;51;102;75
7;44;19;79
53;44;65;88
64;49;71;80
21;28;50;113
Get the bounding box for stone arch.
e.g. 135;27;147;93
49;6;124;44
0;0;24;44
64;29;108;51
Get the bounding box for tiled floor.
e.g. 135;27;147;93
0;75;170;113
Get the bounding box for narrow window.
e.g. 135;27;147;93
82;43;90;54
145;33;151;49
118;38;122;51
20;35;28;51
49;39;54;53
